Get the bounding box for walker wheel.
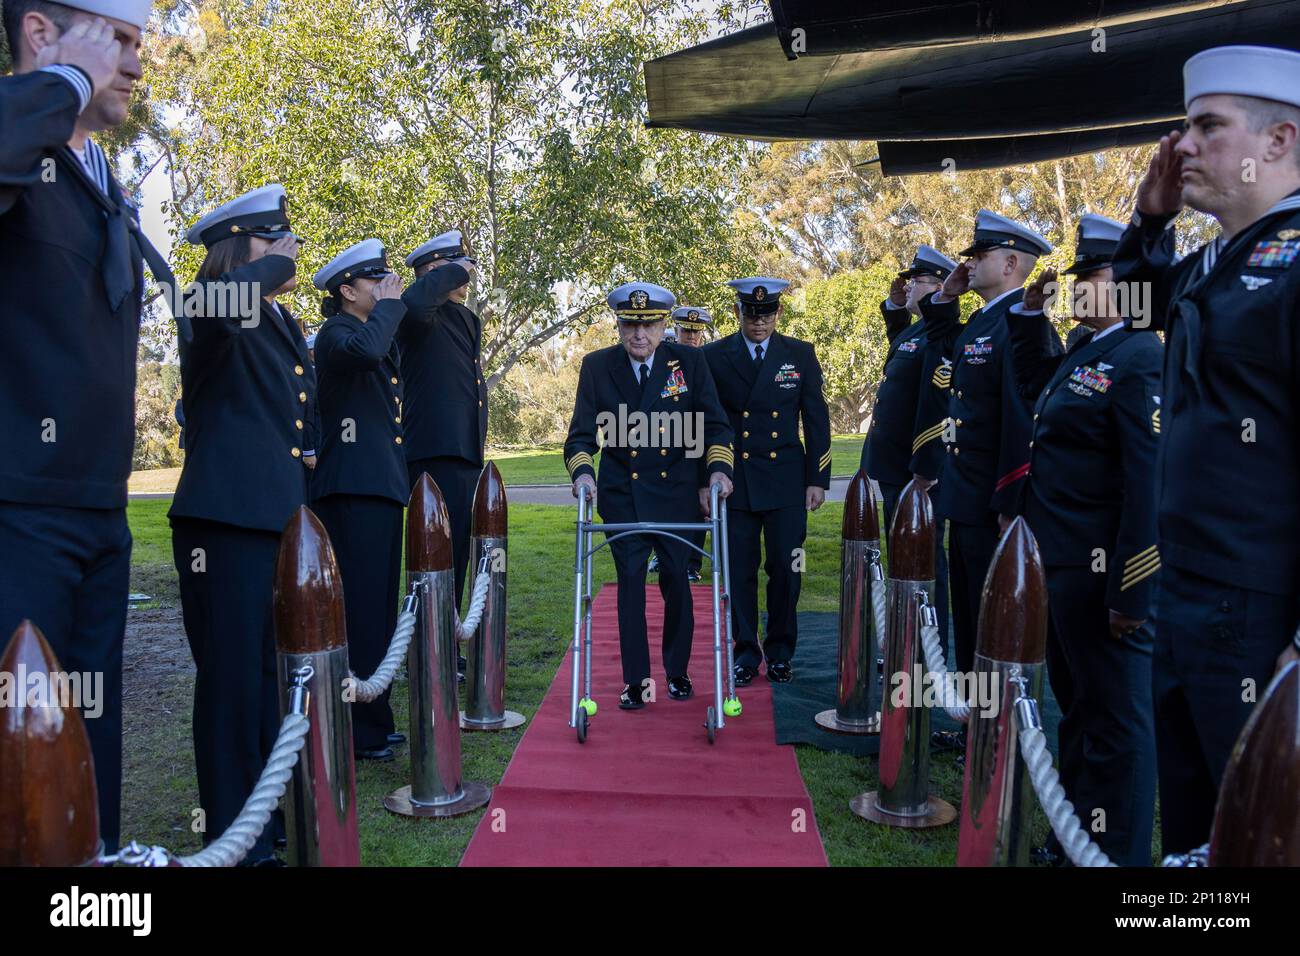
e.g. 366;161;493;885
705;706;717;745
577;709;588;744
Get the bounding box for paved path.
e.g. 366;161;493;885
130;476;862;507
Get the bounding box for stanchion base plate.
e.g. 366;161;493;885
849;791;957;829
814;708;880;735
460;710;527;731
384;782;492;818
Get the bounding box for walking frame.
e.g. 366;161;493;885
570;482;740;744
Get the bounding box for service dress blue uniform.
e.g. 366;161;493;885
309;240;409;753
702;280;831;675
170;186;314;862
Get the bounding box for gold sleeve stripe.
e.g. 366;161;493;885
1152;409;1161;434
1121;554;1161;588
566;453;595;477
1124;544;1158;567
706;445;734;466
1121;559;1161;591
818;451;832;470
912;422;945;453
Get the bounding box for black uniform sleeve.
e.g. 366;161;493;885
918;291;965;355
400;262;471;325
881;299;911;343
0;72;83;215
1105;343;1163;619
315;299;406;373
1111;212;1181;333
564;355;599;484
909;346;950;480
800;344;832;488
691;350;734;484
991;323;1061;516
1007;308;1064;399
189;254;299;341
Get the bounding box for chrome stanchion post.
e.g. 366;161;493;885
853;480;957;828
273;506;360;866
386;475;491;817
817;470;882;734
956;517;1048;865
462;462;524;731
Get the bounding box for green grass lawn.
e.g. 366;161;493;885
123;486;1072;867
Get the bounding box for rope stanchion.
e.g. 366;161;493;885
455;557;492;640
1014;690;1115;868
352;588;419;704
920;618;970;725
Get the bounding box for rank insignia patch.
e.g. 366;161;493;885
932;359;952;388
660;368;688;398
1246;240;1300;268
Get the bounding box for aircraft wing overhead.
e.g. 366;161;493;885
644;0;1300;171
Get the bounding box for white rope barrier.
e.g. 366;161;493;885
1018;720;1115;868
352;597;418;703
919;616;970;724
455;559;492;641
870;572;887;656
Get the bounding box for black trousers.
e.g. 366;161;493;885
0;502;130;852
312;494;403;750
408;456;479;612
878;481;950;651
652;529;706;573
609;530;693;685
171;517;281;862
1045;564;1156;866
727;504;806;669
1152;566;1297;855
946;519;999;674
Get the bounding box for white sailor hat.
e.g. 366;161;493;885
607;282;675;322
663;327;679;342
186;184;294;248
728;276;790;316
312;239;392;292
1065;214;1127;276
959;209;1053;258
405;229;469;269
899;245;958;280
671;306;713;330
1184;45;1300;111
56;0;154;29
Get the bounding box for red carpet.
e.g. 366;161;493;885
460;584;828;867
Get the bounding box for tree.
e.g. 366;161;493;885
145;0;762;390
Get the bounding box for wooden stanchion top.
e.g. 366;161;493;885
888;479;935;581
841;470;879;543
471;461;508;538
407;472;453;572
975;517;1047;663
1210;661;1300;865
0;621;100;866
274;506;347;653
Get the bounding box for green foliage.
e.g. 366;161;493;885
133;343;183;469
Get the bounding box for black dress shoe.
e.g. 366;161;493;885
734;664;756;686
619;684;647;710
387;732;406;745
355;745;395;762
687;567;702;582
667;675;693;700
1030;845;1066;867
766;661;793;683
931;728;967;752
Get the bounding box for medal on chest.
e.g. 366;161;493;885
775;362;801;389
963;335;994;365
660;364;688;398
1067;362;1113;398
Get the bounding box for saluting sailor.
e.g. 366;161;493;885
0;0;155;854
1112;44;1300;855
310;240;409;762
170;184;314;865
921;211;1061;697
702;278;832;685
564;284;734;708
861;246;955;642
397;229;486;621
1008;213;1162;866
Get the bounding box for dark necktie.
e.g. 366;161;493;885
638;363;649;394
753;343;764;370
